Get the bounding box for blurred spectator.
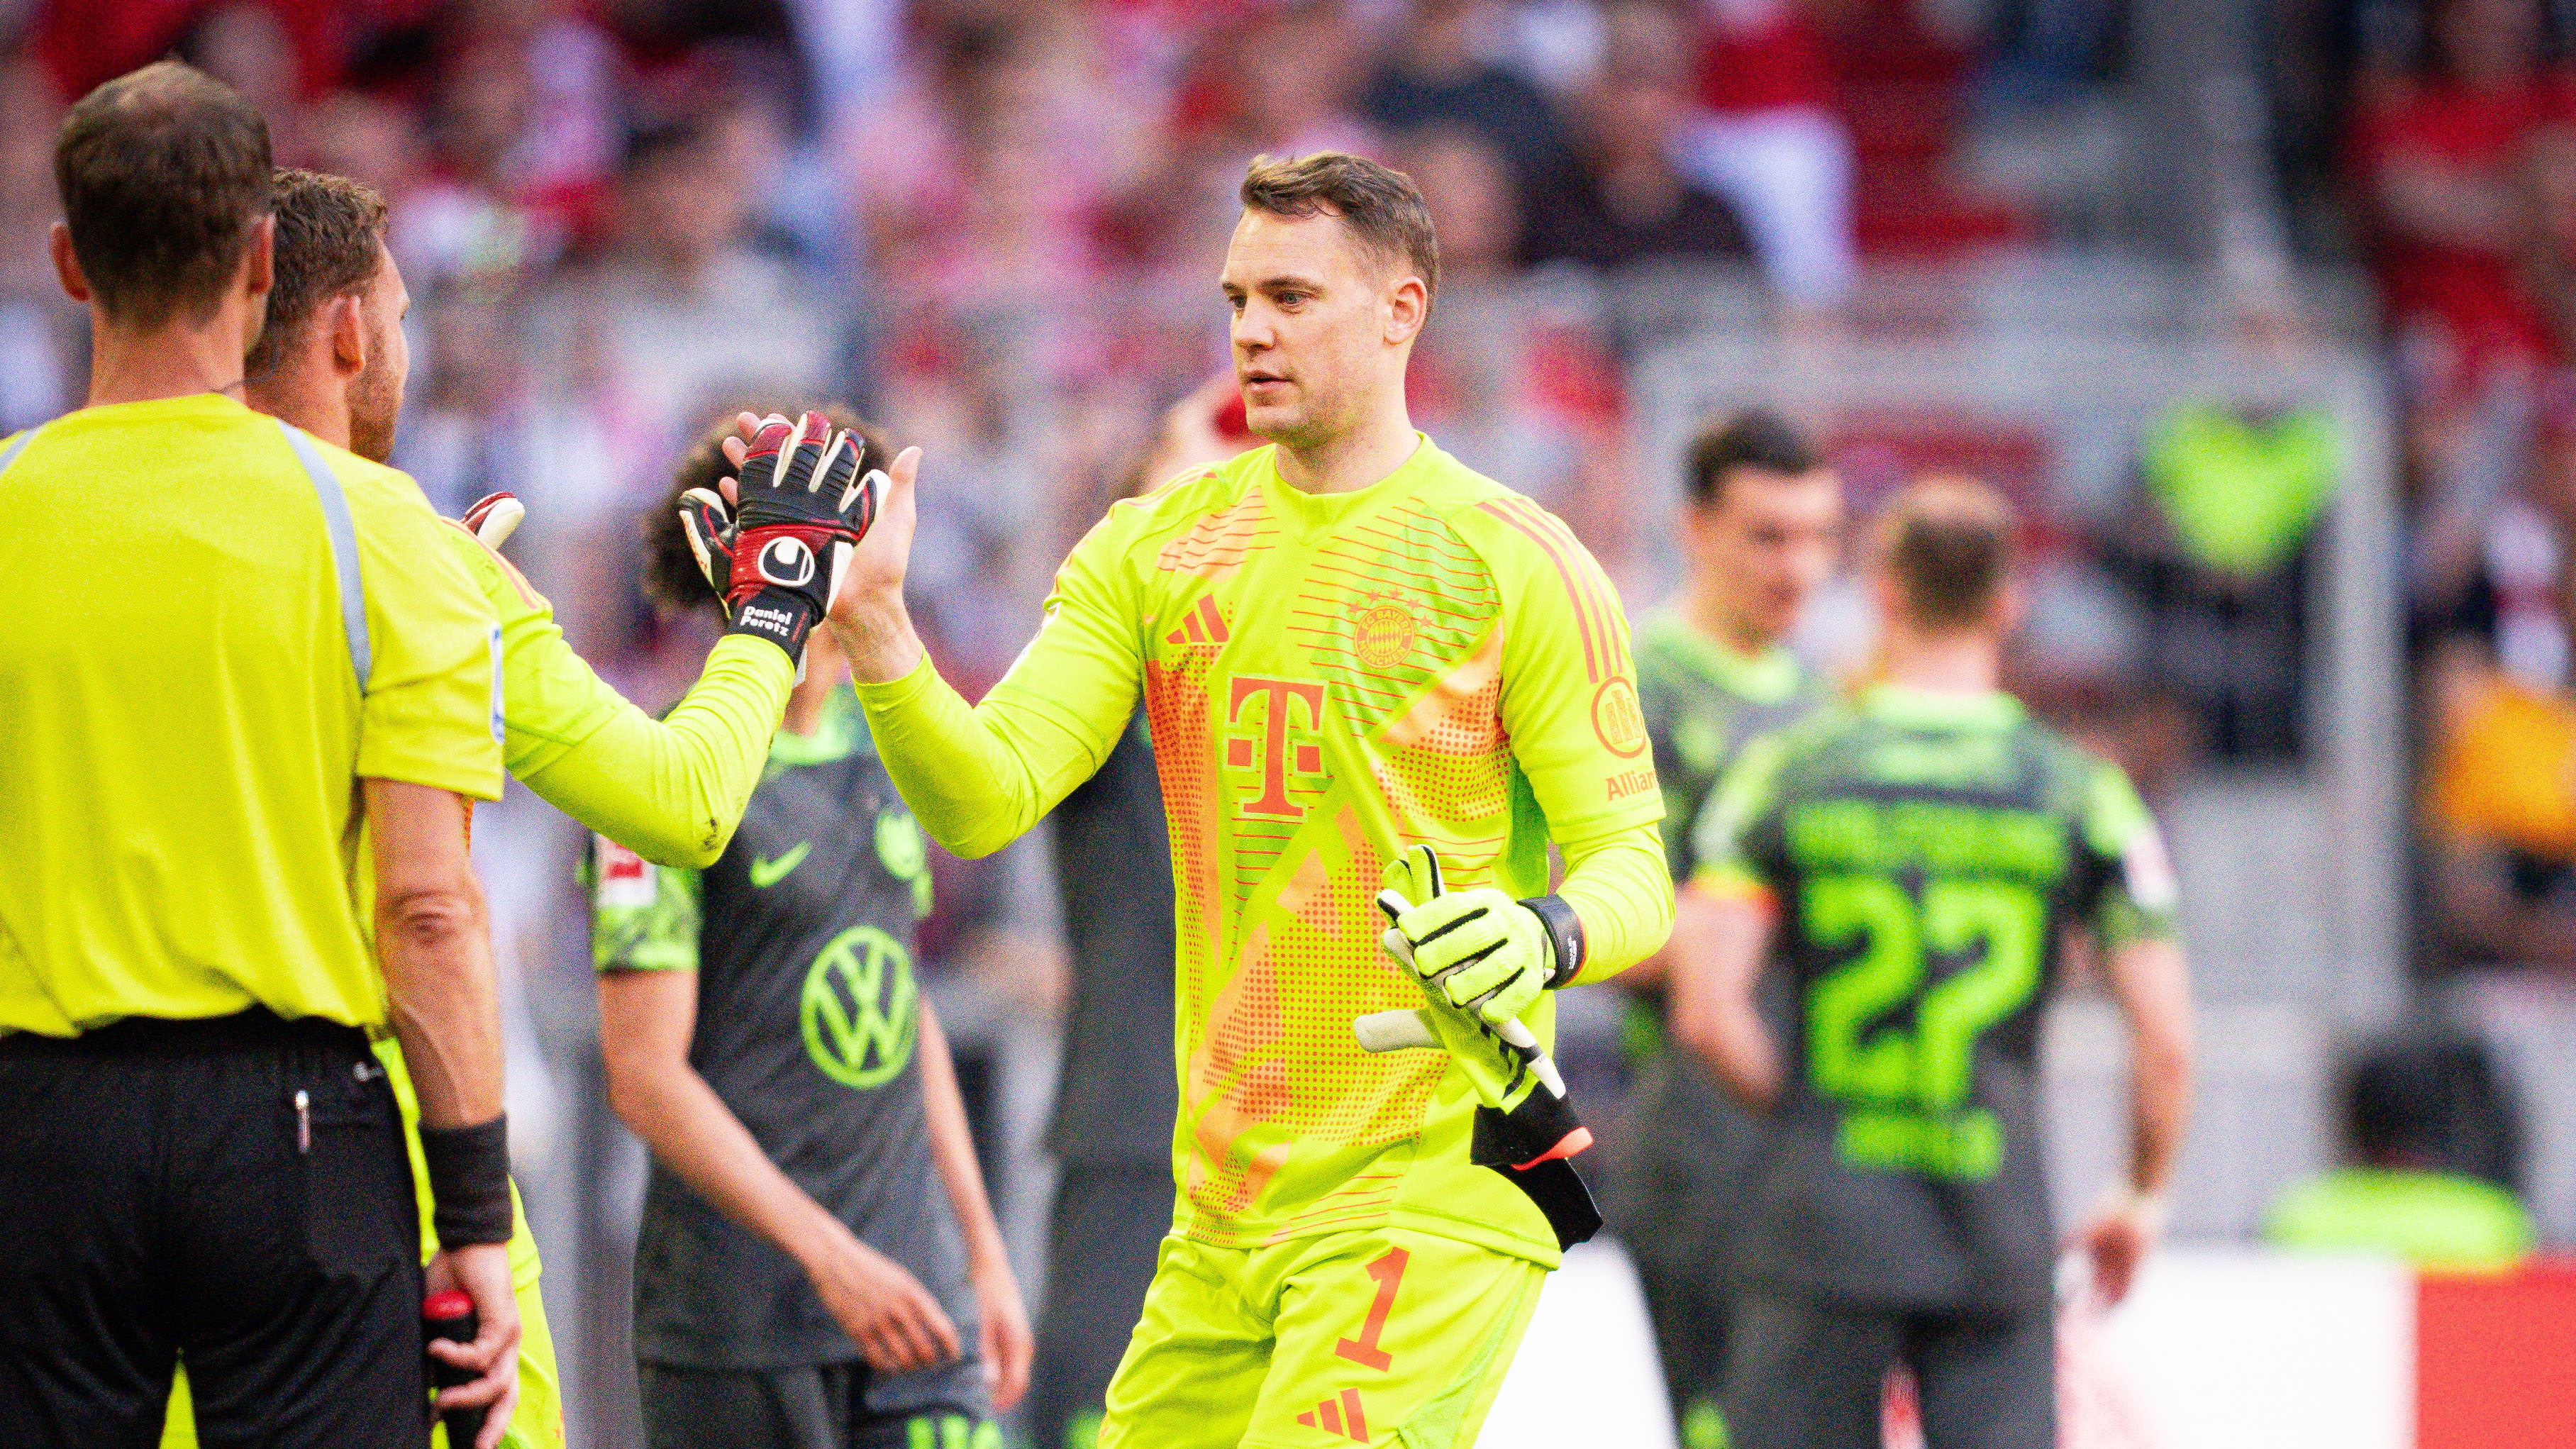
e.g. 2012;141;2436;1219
1974;0;2126;116
1406;125;1521;283
2419;350;2576;971
1667;0;1856;306
2267;1028;2533;1270
2350;0;2560;409
34;0;350;101
2423;625;2576;970
548;105;843;431
1519;0;1753;272
394;282;529;517
1361;0;1567;187
0;55;74;431
2093;402;2341;761
178;2;311;161
1176;1;1377;161
847;15;1135;299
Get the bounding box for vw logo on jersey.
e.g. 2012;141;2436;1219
800;926;918;1090
757;535;816;588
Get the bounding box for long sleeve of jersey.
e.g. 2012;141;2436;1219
518;635;789;867
855;510;1145;860
1557;818;1674;983
440;524;794;868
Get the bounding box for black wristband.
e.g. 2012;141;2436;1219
1519;894;1586;988
725;589;818;661
419;1114;513;1248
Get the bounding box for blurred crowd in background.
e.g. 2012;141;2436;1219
14;0;2576;1439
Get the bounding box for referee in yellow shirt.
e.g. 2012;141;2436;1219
0;64;521;1448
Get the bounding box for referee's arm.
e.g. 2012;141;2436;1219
367;779;521;1443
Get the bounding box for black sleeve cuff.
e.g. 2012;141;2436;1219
419;1114;514;1248
1519;894;1587;988
724;589;818;660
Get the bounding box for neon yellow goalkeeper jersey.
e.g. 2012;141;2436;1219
865;437;1663;1265
432;521;793;868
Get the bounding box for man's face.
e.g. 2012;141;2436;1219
1220;209;1412;450
1686;466;1844;645
346;243;409;463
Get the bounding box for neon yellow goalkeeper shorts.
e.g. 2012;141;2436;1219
1098;1226;1546;1449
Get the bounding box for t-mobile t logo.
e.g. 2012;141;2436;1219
1224;675;1327;819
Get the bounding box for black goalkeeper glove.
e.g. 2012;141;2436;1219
718;411;880;663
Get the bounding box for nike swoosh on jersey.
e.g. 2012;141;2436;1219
749;840;811;888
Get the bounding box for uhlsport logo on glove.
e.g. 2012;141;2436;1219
756;535;817;587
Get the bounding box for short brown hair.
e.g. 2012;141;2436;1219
247;169;389;379
55;61;272;328
644;404;892;622
1240;152;1440;304
1877;476;2020;630
1686;408;1822;508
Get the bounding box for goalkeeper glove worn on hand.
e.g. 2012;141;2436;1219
723;411;882;662
1377;848;1585;1029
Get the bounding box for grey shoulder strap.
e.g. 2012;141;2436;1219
277;419;372;689
0;426;38;476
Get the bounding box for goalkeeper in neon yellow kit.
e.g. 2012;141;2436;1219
162;170;867;1448
798;154;1674;1448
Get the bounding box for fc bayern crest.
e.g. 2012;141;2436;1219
757;536;816;587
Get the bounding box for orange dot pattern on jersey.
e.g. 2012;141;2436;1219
1144;656;1222;1018
1184;923;1292;1215
1374;626;1513;879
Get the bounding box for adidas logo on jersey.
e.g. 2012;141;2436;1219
1294;1389;1369;1441
1162;594;1231;650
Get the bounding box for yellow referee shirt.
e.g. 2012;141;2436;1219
0;393;504;1036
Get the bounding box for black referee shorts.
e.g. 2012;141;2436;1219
0;1009;429;1449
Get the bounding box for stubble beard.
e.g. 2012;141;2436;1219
347;362;400;465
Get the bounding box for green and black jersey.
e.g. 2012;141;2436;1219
1694;686;2177;1311
590;689;982;1411
1634;605;1831;889
1609;606;1827;1270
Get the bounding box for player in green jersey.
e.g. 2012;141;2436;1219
1606;409;1841;1449
1673;477;2194;1449
780;153;1674;1448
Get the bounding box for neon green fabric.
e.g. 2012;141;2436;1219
1097;1227;1544;1449
436;523;792;869
2267;1167;2536;1272
857;438;1670;1265
2143;404;2339;576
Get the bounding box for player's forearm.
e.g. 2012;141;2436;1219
853;651;1103;860
602;1046;852;1269
520;635;794;868
2110;937;2194;1194
1553;821;1675;984
915;1002;1011;1275
368;779;506;1128
1668;886;1782;1108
